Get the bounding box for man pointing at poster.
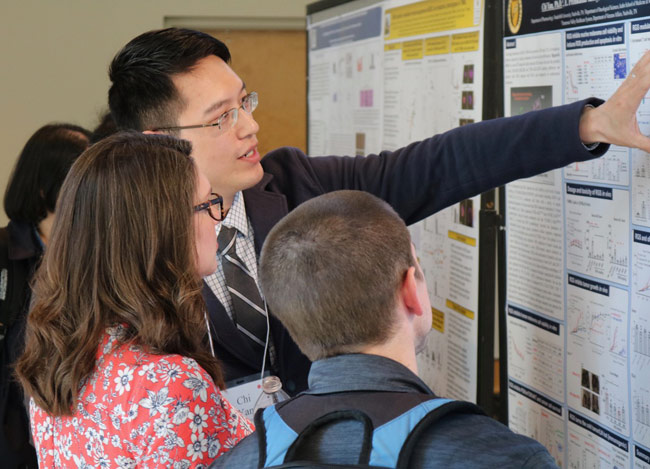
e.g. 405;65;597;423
107;27;650;396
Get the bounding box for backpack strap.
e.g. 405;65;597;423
367;398;453;467
257;406;378;469
284;409;374;465
254;406;271;468
256;405;307;468
254;392;484;469
395;400;485;469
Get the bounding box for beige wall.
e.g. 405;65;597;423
0;0;311;225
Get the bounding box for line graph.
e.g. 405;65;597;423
565;186;629;284
570;307;627;357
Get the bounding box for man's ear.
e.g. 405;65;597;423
400;266;424;317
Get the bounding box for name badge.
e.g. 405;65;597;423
222;374;265;420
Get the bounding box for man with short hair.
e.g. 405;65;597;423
211;190;558;468
108;27;650;394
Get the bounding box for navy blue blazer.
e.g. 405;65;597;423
203;98;608;394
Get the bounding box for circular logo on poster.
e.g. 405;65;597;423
507;0;523;35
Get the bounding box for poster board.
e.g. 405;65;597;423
307;0;498;406
503;1;650;467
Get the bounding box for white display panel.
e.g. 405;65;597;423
508;305;564;403
504;2;650;466
568;412;631;469
307;0;483;401
308;0;486;403
415;197;481;401
632;230;650;450
308;5;384;157
509;381;565;468
381;0;485;402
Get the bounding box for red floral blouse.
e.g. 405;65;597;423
30;325;253;468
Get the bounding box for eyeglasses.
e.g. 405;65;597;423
152;92;258;135
193;193;224;222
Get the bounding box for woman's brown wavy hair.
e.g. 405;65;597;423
15;131;224;416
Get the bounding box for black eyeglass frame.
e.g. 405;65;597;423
151;92;258;133
193;193;224;222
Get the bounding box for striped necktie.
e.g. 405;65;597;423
217;225;268;350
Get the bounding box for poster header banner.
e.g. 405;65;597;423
385;0;482;40
309;6;382;51
504;0;650;37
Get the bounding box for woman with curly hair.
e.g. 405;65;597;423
15;131;252;468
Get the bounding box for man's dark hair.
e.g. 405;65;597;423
4;123;91;223
108;28;231;131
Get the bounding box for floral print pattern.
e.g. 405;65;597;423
30;326;253;468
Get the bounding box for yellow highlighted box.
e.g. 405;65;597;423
432;307;445;333
448;230;477;247
451;31;480;53
384;42;402;52
385;0;481;40
425;36;451;56
402;39;424;61
446;299;475;320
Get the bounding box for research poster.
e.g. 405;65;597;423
382;0;484;403
307;6;385;157
504;1;650;466
307;0;485;402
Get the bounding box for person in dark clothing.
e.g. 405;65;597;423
0;123;91;468
212;190;559;468
108;27;650;395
